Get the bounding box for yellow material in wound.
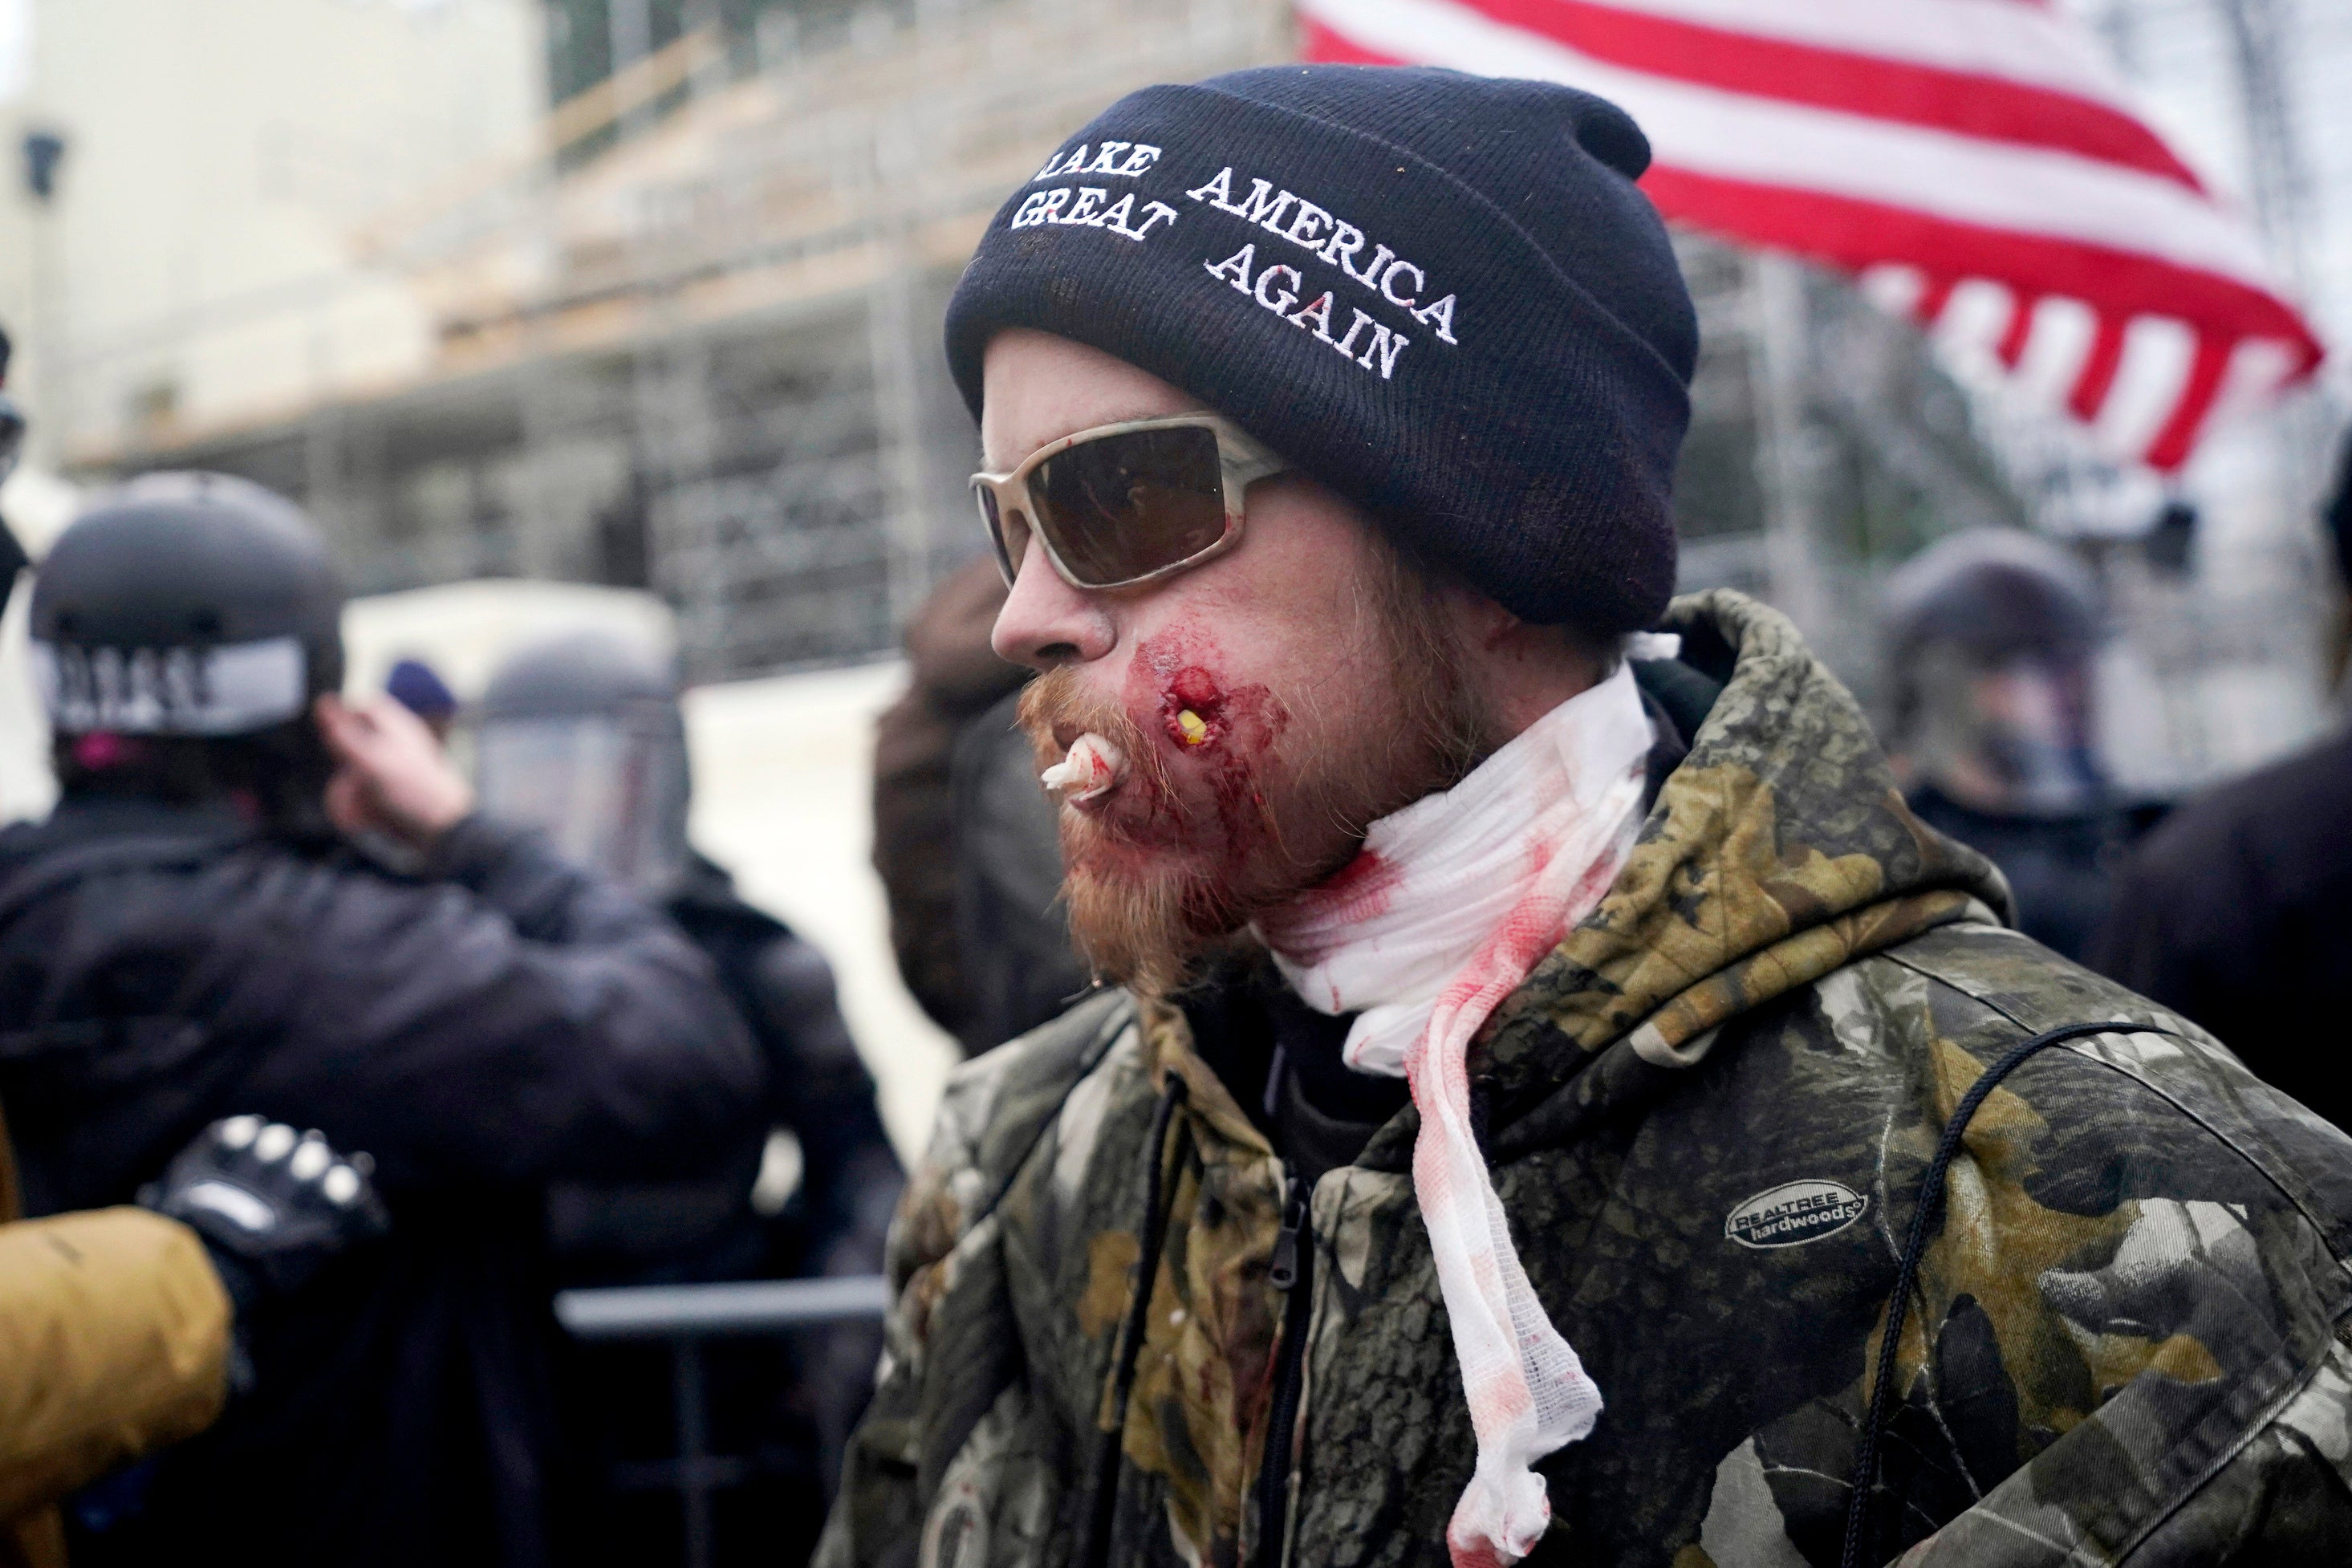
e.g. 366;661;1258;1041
1176;709;1209;745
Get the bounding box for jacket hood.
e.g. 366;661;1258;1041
1467;589;2010;1131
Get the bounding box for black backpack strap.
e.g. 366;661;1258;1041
1840;1021;2186;1568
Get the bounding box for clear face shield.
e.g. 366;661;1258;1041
1905;644;2102;819
473;705;691;897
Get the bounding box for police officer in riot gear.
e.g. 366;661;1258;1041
1881;528;2127;961
474;631;902;1558
0;473;764;1566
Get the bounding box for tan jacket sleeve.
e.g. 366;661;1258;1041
0;1208;233;1525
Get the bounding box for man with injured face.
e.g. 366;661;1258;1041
819;67;2352;1568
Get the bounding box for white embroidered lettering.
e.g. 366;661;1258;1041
1172;165;1452;372
1204;243;1257;291
1237;180;1298;234
1286;291;1337;342
1041;141;1158;182
1356;321;1409;379
1332;307;1376;359
1282;200;1334;251
1187;167;1237;208
1024;187;1171;242
1010;189;1054;230
1379;259;1424;308
1347;242;1395;290
1035;145;1086;182
1412;294;1459;344
1171;165;1460;347
1254;263;1302;314
1321;221;1366;272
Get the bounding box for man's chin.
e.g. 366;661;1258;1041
1061;835;1249;998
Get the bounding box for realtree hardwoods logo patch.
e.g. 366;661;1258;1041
1725;1180;1870;1249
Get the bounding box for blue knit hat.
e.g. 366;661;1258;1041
944;64;1697;634
385;657;457;722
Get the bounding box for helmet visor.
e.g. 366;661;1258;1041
474;711;688;894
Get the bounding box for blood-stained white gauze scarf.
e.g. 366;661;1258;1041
1257;658;1656;1568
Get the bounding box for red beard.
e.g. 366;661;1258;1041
1018;566;1497;997
1018;622;1313;996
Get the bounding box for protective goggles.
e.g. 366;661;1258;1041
972;413;1289;591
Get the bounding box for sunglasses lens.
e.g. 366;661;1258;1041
975;485;1029;587
1031;425;1228;587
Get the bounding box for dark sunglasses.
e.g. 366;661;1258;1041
971;413;1290;591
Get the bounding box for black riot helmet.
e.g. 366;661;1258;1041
1882;529;2105;819
32;472;345;737
474;629;692;897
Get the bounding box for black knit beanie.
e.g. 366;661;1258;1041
944;63;1697;633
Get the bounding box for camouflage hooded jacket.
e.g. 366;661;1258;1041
819;591;2352;1568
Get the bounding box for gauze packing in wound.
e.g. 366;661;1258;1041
1039;733;1124;802
1258;659;1657;1568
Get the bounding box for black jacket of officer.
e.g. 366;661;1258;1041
477;630;901;1294
0;474;764;1567
475;631;903;1539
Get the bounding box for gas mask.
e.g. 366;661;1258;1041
1883;529;2107;821
1901;644;2101;818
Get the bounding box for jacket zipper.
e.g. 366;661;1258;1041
1254;1175;1313;1568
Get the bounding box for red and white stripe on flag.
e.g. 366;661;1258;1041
1298;0;2325;472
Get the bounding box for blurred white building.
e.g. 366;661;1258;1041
0;0;543;465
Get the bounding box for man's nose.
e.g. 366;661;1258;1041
991;532;1116;670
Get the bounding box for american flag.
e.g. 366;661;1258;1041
1299;0;2325;472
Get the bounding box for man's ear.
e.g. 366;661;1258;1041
1418;580;1540;680
1470;602;1613;736
1444;583;1524;652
